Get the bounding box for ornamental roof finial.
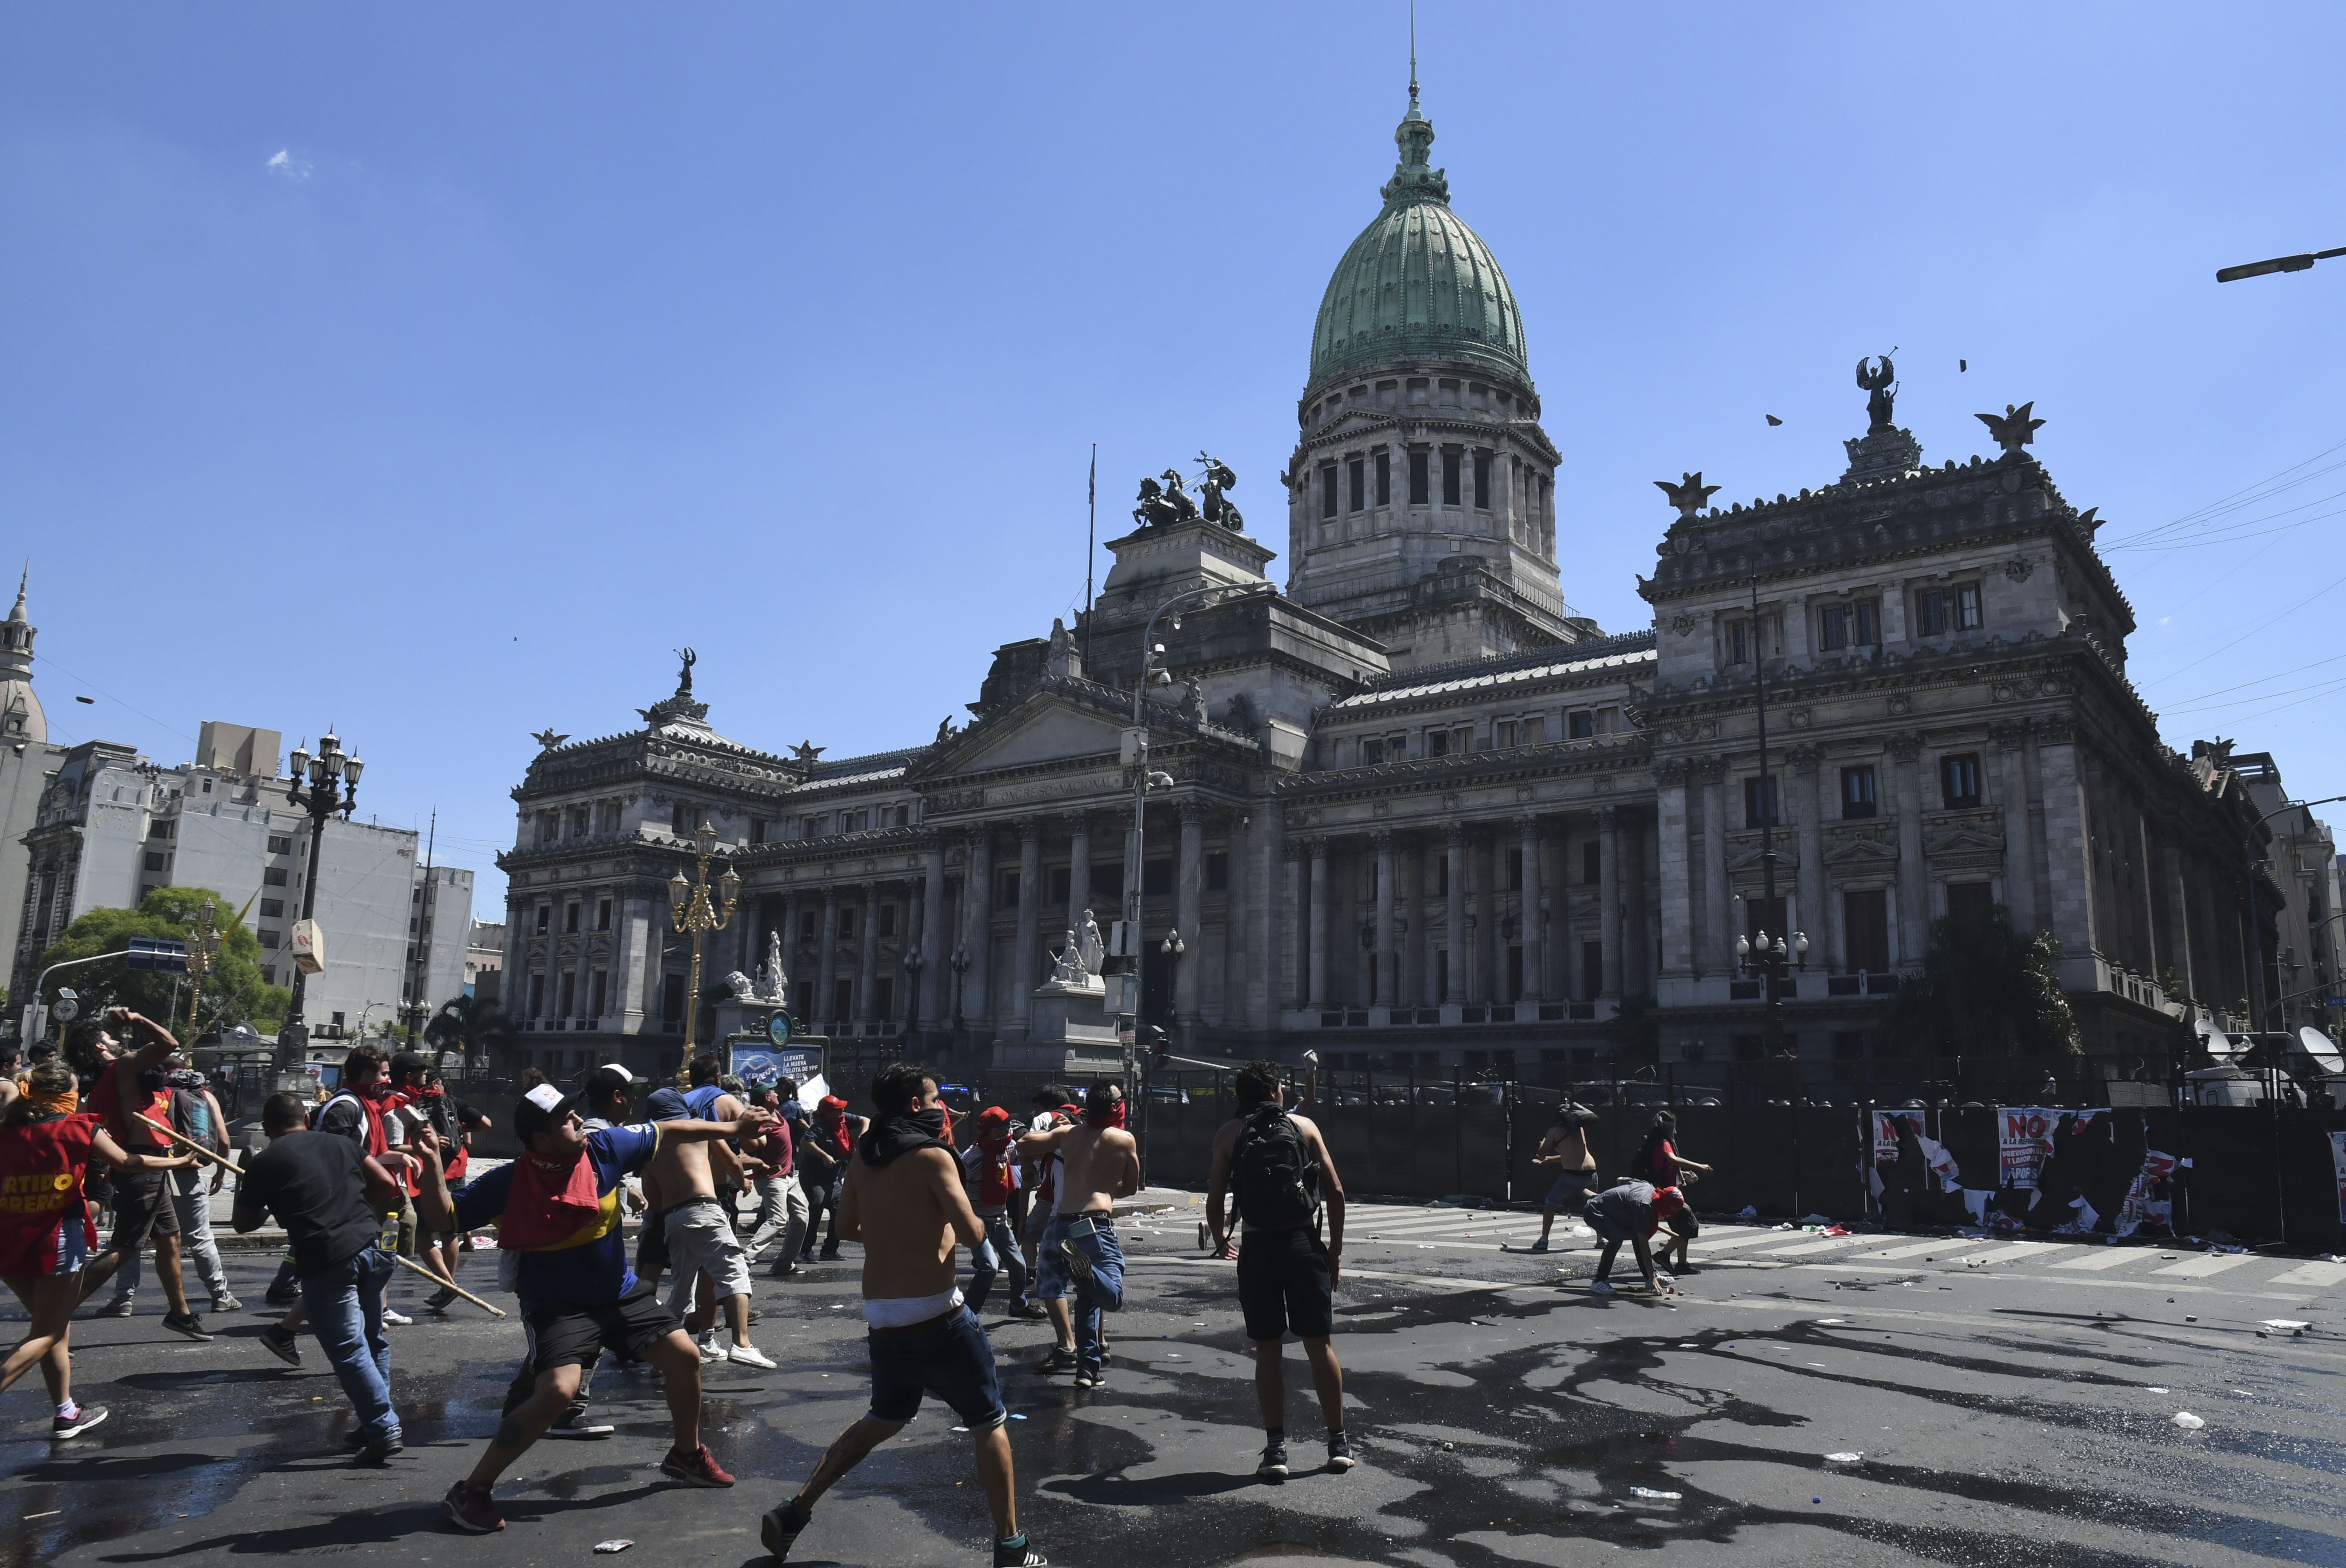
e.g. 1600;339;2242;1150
1382;2;1447;208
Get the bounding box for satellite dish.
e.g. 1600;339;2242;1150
2196;1016;2239;1064
2299;1026;2344;1075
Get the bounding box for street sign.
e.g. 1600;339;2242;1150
125;938;187;973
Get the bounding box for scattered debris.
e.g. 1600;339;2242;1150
1631;1487;1682;1501
1825;1452;1862;1463
593;1544;634;1555
2172;1412;2205;1430
2261;1320;2309;1334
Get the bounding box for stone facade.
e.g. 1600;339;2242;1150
494;86;2302;1084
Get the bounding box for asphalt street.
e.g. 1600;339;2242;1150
7;1201;2345;1568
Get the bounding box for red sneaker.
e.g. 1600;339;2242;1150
440;1481;503;1533
660;1443;735;1488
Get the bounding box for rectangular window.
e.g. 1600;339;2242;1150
659;974;682;1029
532;972;549;1019
997;871;1019;910
1956;583;1982;630
1844;889;1890;972
1360;736;1385;766
1726;620;1750;664
536;904;551;934
259;928;280;949
597;897;612;931
671;802;699;836
1427;728;1449;758
261;965;276;986
1520;715;1545;745
839;906;858;941
1206;851;1229;892
1506;944;1523;997
833;977;853;1022
1435;949;1451;1003
1819;605;1849;651
1506;849;1523;891
148;820;173;840
267;834;293;855
1454;725;1475;753
559;971;577;1018
879;902;898;938
586;969;606;1017
1473;451;1491;509
1320;464;1338;519
846;809;870;833
263;867;288;887
260;898;284;918
1855;600;1879;645
1841;765;1879;820
874;977;895;1019
1746;896;1787;947
793;979;813;1019
1089;864;1124;901
1436;854;1449;897
1582;941;1604;999
1743;776;1781;828
1408;450;1429;505
1582;841;1601;885
1916;589;1947;636
1441;450;1462;506
1375;450;1391;505
1940;753;1982;809
799;910;817;943
1496;719;1517;749
565;903;581;934
1567;710;1594;740
1947;881;1994;925
750;817;768;844
1347;457;1365;512
144;851;166;872
1050;867;1072;904
1142;857;1174;896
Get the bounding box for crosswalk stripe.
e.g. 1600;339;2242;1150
2050;1249;2155;1272
1684;1229;1799;1251
1861;1238;1990;1261
1966;1243;2072;1265
1752;1237;1863;1256
2153;1253;2257;1278
2268;1261;2346;1289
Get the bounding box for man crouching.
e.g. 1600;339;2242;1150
415;1082;773;1532
762;1062;1045;1566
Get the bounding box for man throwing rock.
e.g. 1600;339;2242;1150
1207;1060;1352;1482
762;1063;1046;1567
1016;1079;1137;1390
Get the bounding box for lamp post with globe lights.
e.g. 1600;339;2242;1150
275;732;363;1071
666;820;740;1061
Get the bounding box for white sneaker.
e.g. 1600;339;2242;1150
382;1308;415;1326
697;1333;729;1364
1589;1279;1616;1296
727;1341;777;1370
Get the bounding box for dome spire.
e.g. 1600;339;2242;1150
1381;6;1447;209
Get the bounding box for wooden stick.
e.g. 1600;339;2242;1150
135;1112;506;1318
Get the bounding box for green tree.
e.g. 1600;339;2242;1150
29;886;291;1036
424;992;518;1076
1882;906;2080;1058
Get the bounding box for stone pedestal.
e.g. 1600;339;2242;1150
992;978;1124;1077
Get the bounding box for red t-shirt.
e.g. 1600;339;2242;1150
90;1062;171;1151
0;1112;102;1274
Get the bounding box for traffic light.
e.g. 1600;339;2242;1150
1141;1025;1169;1064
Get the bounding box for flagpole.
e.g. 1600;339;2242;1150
1083;443;1097;670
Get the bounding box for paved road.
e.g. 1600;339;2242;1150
8;1201;2344;1567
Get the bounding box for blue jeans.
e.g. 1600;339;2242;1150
301;1246;400;1445
965;1212;1028;1314
1037;1214;1124;1372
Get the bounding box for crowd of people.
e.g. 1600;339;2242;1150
0;1010;1706;1565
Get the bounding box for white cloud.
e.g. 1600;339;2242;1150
265;149;312;181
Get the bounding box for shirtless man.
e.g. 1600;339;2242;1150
761;1063;1046;1568
1016;1079;1138;1390
640;1086;772;1368
1529;1100;1600;1253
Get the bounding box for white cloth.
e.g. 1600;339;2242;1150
863;1285;963;1329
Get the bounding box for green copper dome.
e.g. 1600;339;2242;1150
1307;91;1528;394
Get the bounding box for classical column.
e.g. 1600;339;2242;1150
2034;720;2096;977
1398;833;1423;1006
1068;815;1093;924
856;881;879;1023
2163;842;2197;1000
1517;815;1544;1000
1175;803;1205;1028
1598;805;1623;996
1993;723;2038;932
1699;757;1730;974
1445;822;1466;1005
1012;817;1041;1035
779;889;802;992
964;829;992;1035
1791;745;1825;954
1655;761;1693;981
1372;829;1396;1006
919;847;946;1026
1279;838;1303;1011
1249;809;1282;1029
817;884;840;1030
1890;732;1927;965
1306;837;1330;1009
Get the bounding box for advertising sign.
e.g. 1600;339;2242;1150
728;1040;823;1094
291;920;326;975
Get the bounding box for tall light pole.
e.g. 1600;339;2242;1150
184;898;221;1041
1119;587;1214;1102
278;731;363;1072
2217;246;2344;283
948;942;971;1038
1742;582;1806;1063
902;946;924;1038
666;820;740;1063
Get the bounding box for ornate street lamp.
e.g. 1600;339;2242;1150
902;947;925;1037
184;899;222;1040
277;731;362;1071
665;820;740;1060
948;943;971;1035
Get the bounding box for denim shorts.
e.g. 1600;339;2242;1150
868;1306;1006;1431
1545;1169;1596;1209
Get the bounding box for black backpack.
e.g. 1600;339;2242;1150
1231;1104;1319;1230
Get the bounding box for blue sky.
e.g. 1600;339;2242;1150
5;3;2343;922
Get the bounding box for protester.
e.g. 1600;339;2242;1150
1583;1179;1690;1296
960;1106;1032;1317
759;1063;1047;1567
1631;1112;1710;1272
407;1072;491;1311
421;1083;773;1532
71;1011;209;1340
263;1046;420;1346
741;1085;809;1277
1018;1087;1078;1361
232;1090;412;1462
114;1063;240;1313
0;1060;191;1440
1528;1100;1600;1253
1206;1060;1353;1481
640;1085;773;1368
798;1095;865;1263
1016;1079;1138;1390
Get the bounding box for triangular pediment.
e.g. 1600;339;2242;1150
931;695;1127;777
1923;824;2006;857
1823;834;1901;867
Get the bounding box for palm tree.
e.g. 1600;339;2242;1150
424;993;518;1077
1882;905;2080;1058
